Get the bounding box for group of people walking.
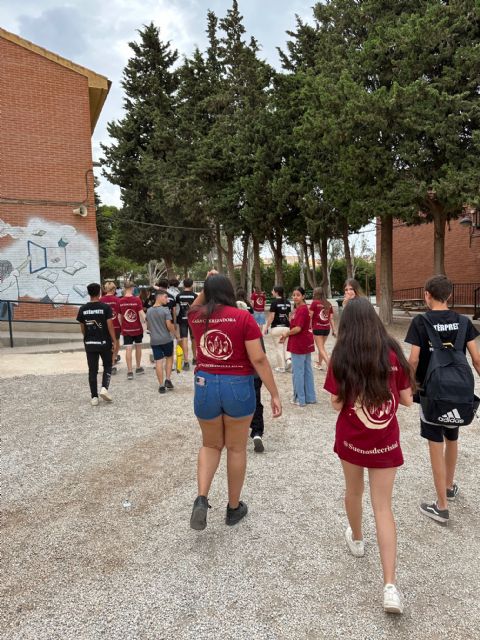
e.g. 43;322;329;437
76;272;480;616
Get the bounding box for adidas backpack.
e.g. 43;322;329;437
419;315;479;427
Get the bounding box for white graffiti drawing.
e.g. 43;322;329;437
0;217;100;304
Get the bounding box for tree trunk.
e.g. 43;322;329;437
342;219;353;279
310;241;317;287
432;207;447;275
247;239;254;296
164;255;175;279
253;236;262;290
225;233;236;284
379;215;393;325
239;233;250;290
302;238;314;288
269;231;284;286
319;234;330;297
215;222;224;273
296;244;306;288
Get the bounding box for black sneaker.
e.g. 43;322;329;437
192;358;197;365
127;371;134;380
115;355;121;363
419;501;449;524
225;501;248;526
135;367;145;375
111;366;117;375
190;495;210;530
165;379;174;390
447;483;459;501
253;435;264;453
183;361;190;371
159;386;166;394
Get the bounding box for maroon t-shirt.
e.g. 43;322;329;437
324;351;410;468
118;296;144;336
287;304;315;354
310;300;333;331
189;305;262;375
100;294;121;331
251;291;266;312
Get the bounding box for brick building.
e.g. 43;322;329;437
0;27;110;320
376;217;480;309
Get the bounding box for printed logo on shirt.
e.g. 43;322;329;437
343;440;399;455
319;308;329;322
123;309;138;323
200;329;233;361
354;393;396;430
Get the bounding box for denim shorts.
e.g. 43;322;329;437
151;341;174;360
193;372;256;420
254;311;265;325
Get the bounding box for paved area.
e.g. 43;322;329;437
2;318;480;639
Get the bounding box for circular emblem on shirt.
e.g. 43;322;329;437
200;330;233;361
123;309;138;323
257;296;264;306
320;308;329;322
355;394;396;429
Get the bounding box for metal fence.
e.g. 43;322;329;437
0;299;80;348
393;282;480;308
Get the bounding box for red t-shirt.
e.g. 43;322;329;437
287;304;315;354
310;300;333;331
324;351;411;468
118;296;144;336
100;294;121;331
251;291;266;312
188;305;262;375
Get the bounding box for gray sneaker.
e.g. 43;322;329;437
190;495;210;530
253;436;264;453
135;367;145;375
127;371;134;380
225;501;248;526
183;361;190;371
419;501;449;523
447;483;459;501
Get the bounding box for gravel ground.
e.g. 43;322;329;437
2;317;480;639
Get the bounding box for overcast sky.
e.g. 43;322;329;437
1;0;315;206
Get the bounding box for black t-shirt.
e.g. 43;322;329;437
270;298;292;328
77;301;113;352
176;291;198;323
405;310;479;385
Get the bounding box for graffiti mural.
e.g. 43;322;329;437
0;217;99;305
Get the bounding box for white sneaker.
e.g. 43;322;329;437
91;397;99;406
274;367;286;373
383;584;403;614
100;387;112;402
344;526;365;557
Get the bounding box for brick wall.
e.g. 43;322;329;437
0;36;100;321
376;219;480;297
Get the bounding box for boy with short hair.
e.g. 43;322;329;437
77;282;116;405
176;278;197;369
405;275;480;524
118;281;146;380
146;289;176;394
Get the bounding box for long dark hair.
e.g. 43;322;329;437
331;297;413;407
312;286;331;311
236;287;252;306
344;278;364;297
189;274;237;332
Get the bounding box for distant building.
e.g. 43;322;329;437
0;28;110;320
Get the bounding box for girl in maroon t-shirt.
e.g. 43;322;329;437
187;272;282;531
279;286;316;407
100;281;121;371
310;287;336;370
324;297;413;614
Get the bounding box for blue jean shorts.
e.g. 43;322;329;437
254;311;265;325
193;372;256;420
151;341;174;360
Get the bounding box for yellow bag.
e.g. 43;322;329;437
176;343;184;373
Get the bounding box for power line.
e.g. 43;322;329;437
97;214;212;232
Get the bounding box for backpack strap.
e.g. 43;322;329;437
453;315;469;351
420;314;445;350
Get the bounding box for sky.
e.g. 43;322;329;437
1;0;313;207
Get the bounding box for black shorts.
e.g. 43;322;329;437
123;333;143;345
420;420;459;443
179;322;192;339
151;342;174;360
313;329;330;336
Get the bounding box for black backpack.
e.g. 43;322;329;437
419;314;479;427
